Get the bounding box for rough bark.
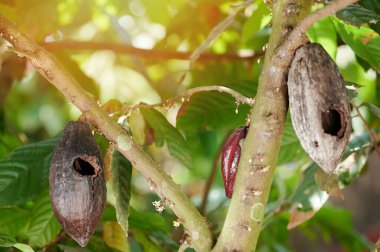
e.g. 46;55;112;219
212;0;313;251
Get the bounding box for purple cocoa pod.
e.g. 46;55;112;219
221;126;248;198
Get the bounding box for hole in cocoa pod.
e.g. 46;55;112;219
321;108;345;138
73;158;96;176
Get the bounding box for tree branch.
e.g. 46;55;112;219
275;0;358;68
125;86;254;111
212;0;356;251
0;16;212;251
42;40;263;62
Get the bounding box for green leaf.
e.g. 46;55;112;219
133;229;163;252
128;110;146;146
0;133;21;159
86;235;115;252
0;233;17;246
0;207;30;238
366;102;380;118
291;163;327;212
12;243;35;252
339;132;371;185
337;4;380;27
332;17;380;69
27;190;61;247
110;148;132;236
57;244;91;252
292;132;372;212
0;136;58;206
277;117;308;166
307;17;337;58
241;0;271;50
359;0;380;33
305;206;372;251
177;81;257;131
0;233;34;252
129;208;169;233
141;108;192;168
103;222;130;252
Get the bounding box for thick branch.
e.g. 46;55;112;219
0;16;212;251
212;0;356;251
275;0;358;67
42;40;263;62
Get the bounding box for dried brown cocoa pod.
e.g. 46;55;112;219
221;126;248;198
49;121;106;247
288;43;351;173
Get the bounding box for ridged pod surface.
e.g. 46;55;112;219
49;121;106;246
221;126;248;198
288;43;351;173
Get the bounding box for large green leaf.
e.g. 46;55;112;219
291;163;324;212
0;133;21;159
103;222;130;252
129;208;169;233
277;117;308;166
141;108;192;168
0;137;57;206
133;229;163;252
27;190;61;247
0;233;16;247
337;4;380;27
241;0;271;51
303;207;372;251
109;148;132;236
291;132;372;212
359;0;380;33
0;233;34;252
307;17;337;58
0;207;30;238
102;206;169;233
366;102;380;118
177;81;257;131
332;17;380;69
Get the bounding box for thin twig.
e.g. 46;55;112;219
178;0;258;88
352;102;380;159
189;0;254;64
42;41;263;62
124;86;255;112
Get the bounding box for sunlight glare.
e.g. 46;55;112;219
132;33;155;49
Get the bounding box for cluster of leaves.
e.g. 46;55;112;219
0;0;380;251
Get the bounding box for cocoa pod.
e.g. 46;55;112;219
221;126;248;198
288;43;351;174
49;121;106;246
